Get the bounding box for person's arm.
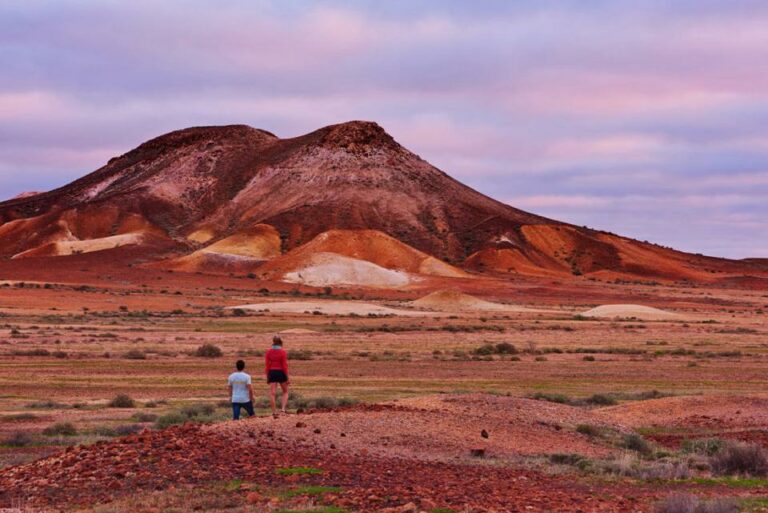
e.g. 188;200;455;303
282;350;289;375
265;351;269;376
227;377;232;402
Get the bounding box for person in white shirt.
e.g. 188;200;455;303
227;359;255;420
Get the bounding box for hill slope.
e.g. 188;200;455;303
0;121;764;284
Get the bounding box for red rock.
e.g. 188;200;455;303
245;491;262;504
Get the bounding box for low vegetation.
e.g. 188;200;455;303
195;344;223;358
108;394;136;408
710;441;768;477
42;422;77;436
654;494;738;513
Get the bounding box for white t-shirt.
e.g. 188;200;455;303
227;371;252;403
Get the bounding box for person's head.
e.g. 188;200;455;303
272;335;283;347
236;359;245;371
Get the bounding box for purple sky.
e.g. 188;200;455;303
1;1;766;258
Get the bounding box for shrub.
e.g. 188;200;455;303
108;394;136;408
123;349;146;360
195;344;223;358
2;431;35;447
94;426;117;437
586;394;617;406
231;308;247;317
654;494;738;513
530;392;570;404
114;424;143;436
131;412;158;423
623;433;652;455
576;424;602;437
155;412;186;429
42;422;77;436
473;344;495;356
312;397;339;409
603;453;690;480
682;438;726;457
288;349;314;361
26;400;66;409
496;343;517;354
11;349;50;356
180;403;216;418
710;440;768;476
549;453;587;466
1;413;37;422
583;355;596;361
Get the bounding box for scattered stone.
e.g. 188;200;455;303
245;491;262;504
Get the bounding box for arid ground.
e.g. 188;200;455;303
0;257;767;513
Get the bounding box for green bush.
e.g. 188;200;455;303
180;403;216;418
586;394;617;406
623;433;652;455
576;424;602;437
155;412;187;429
530;392;571;404
682;438;726;457
549;453;588;466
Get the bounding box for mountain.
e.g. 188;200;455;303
0;121;764;285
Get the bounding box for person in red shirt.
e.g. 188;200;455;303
265;335;289;415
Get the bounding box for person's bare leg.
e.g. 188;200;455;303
280;382;289;413
269;382;278;415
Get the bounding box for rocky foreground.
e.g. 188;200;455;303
8;396;768;512
0;403;655;513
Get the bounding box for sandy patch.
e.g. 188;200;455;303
201;224;281;259
283;252;412;288
229;299;433;316
12;233;145;259
409;289;537;312
579;304;682;320
279;328;320;334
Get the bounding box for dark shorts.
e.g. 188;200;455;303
267;370;288;383
232;401;254;420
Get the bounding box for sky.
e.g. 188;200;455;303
1;1;766;259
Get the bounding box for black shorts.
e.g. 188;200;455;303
267;370;288;383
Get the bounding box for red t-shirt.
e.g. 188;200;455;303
265;348;288;375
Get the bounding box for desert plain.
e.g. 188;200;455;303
1;253;767;513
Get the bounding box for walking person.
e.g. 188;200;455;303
265;335;289;416
228;359;255;420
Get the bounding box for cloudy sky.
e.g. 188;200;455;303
1;1;766;258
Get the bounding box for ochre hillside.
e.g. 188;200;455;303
0;121;765;286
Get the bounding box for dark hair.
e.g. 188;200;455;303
236;360;245;371
272;335;283;346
